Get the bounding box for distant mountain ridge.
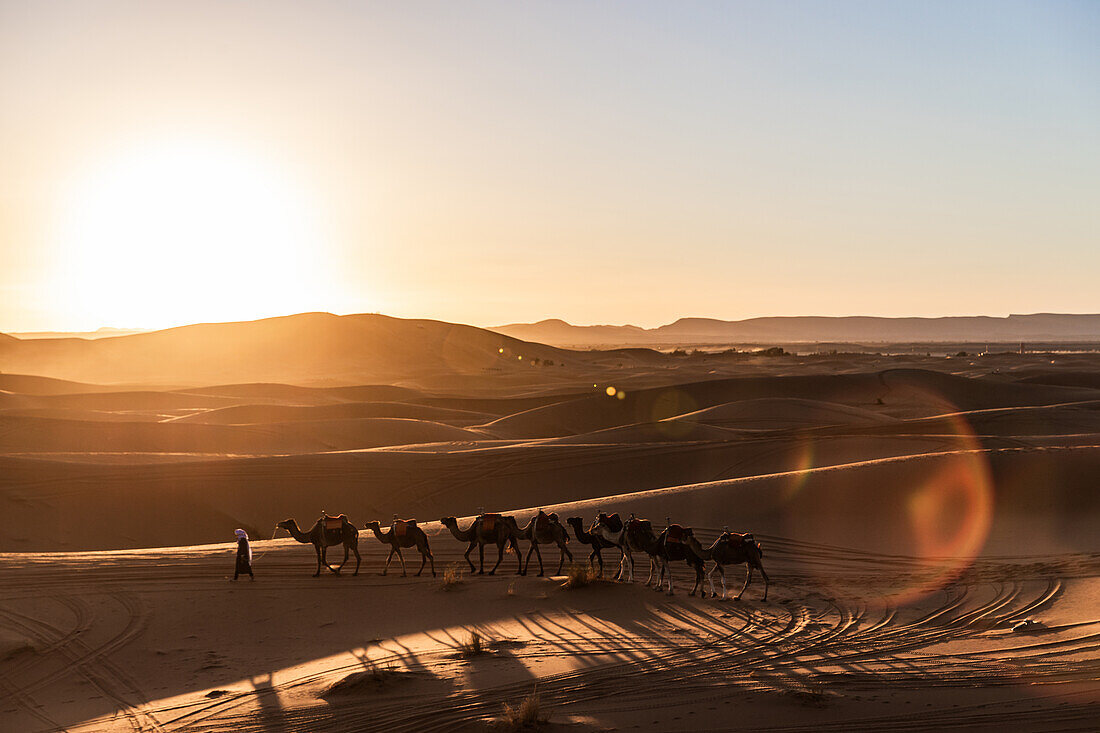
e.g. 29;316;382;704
491;314;1100;346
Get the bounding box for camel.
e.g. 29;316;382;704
507;511;573;576
566;516;619;576
591;512;661;584
277;514;361;577
653;522;706;596
440;514;522;575
684;530;769;601
363;518;436;577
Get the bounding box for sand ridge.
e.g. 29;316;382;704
2;343;1099;731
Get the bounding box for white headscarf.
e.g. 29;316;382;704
235;529;252;563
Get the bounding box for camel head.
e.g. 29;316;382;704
440;516;457;527
363;520;381;531
276;519;297;531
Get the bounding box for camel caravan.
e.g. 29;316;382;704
272;509;768;600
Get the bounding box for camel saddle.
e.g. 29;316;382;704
626;517;646;533
665;524;685;544
480;513;503;533
600;513;623;533
534;513;551;533
721;532;752;550
323;514;347;532
393;518;417;537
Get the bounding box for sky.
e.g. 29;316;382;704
1;0;1097;332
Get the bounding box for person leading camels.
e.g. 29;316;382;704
363;517;436;577
277;512;361;577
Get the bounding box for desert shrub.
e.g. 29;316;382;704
669;348;688;357
501;687;548;730
457;630;485;658
560;562;599;589
440;563;463;590
759;346;787;357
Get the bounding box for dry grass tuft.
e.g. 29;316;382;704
457;630;485;658
560;562;600;589
501;686;548;730
440;563;463;590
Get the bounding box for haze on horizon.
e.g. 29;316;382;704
1;0;1097;333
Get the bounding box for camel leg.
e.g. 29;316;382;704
478;543;487;575
416;549;427;577
321;545;340;575
522;543;534;576
463;542;477;573
488;540;506;575
557;540;571;575
736;565;752;600
645;555;657;586
338;544;349;570
707;564;722;598
383;548;395;575
513;537;524;575
396;547;407;577
759;564;770;602
351;543;361;576
533;543;545;576
665;559;675;596
313;545;323;577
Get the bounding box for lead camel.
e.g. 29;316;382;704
277;514;361;577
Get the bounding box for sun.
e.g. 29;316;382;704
50;138;343;330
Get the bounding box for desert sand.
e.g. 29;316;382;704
1;315;1099;731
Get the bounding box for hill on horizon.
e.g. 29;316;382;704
492;313;1100;346
0;312;577;387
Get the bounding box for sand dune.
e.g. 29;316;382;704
169;401;495;426
484;369;1097;438
0;312;581;386
2;351;1100;731
0;415;486;456
669;397;896;429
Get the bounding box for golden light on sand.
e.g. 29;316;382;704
50;138;339;329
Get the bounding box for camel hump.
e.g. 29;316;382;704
665;524;685;543
480;513;502;533
393;518;417;537
534;513;551;533
602;513;623;532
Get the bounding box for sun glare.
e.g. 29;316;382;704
51;139;341;330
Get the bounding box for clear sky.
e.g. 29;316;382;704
1;1;1097;331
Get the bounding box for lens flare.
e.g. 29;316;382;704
883;402;993;606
